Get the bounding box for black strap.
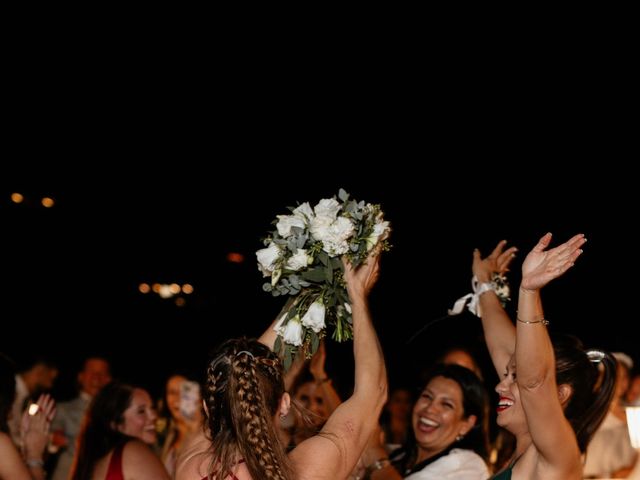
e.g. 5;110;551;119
405;445;456;475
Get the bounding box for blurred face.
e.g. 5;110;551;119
117;388;158;444
295;381;327;428
78;359;111;397
627;375;640;404
165;375;187;420
495;355;526;435
412;376;476;460
615;364;630;401
442;350;480;378
35;364;59;390
386;388;412;421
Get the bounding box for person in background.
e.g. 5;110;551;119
70;381;170;480
1;352;56;480
474;235;616;479
9;356;58;446
358;364;490;479
176;250;387;480
378;386;413;452
159;373;203;477
439;347;484;381
583;351;637;478
626;371;640;406
439;345;515;472
50;356;111;480
283;340;342;449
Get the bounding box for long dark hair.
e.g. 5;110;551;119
70;381;136;480
552;334;617;453
203;337;293;480
395;363;490;473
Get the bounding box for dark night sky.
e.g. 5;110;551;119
2;167;637;402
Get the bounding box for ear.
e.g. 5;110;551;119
459;414;477;437
279;392;291;417
558;384;573;407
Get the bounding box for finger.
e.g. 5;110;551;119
497;247;518;269
473;248;481;261
533;232;553;252
489;240;508;258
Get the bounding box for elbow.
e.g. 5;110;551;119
519;370;551;391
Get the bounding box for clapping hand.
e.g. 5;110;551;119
21;393;56;460
521;233;586;292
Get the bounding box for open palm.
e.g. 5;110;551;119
521;233;586;291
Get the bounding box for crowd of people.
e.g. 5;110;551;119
1;234;639;479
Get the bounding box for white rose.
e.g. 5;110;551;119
285;249;312;271
278;315;304;346
313;198;341;220
320;217;355;256
293;202;314;223
276;214;306;238
309;215;334;242
256;243;282;276
301;301;326;333
365;220;390;251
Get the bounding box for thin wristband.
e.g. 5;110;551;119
517;316;549;325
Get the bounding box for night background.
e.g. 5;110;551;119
2;167;637;403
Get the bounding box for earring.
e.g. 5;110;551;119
456;434;464;441
280;413;287;420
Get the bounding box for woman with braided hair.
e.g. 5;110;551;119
176;251;388;480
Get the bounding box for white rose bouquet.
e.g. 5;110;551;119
256;188;391;369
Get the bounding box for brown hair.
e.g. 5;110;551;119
204;338;292;480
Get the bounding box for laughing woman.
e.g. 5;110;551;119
474;234;616;480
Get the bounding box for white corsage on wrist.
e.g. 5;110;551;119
448;273;510;317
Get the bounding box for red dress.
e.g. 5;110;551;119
105;443;125;480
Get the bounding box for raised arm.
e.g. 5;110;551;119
516;232;585;476
473;240;518;375
289;251;388;480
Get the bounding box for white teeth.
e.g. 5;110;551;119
498;400;514;407
420;418;439;427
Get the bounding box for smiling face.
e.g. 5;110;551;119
117;388;158;444
494;355;527;436
294;381;328;428
412;376;477;460
78;358;111;397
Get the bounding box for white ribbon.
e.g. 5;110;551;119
448;276;494;317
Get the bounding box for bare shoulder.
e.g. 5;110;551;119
175;431;213;480
123;440;171;480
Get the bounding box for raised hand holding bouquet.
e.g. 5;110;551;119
256;188;391;369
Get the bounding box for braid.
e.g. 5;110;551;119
231;353;287;479
203;338;292;480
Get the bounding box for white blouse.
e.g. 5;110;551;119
404;448;489;480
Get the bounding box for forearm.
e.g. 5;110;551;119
479;291;516;371
351;294;387;407
258;313;283;349
516;287;554;388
